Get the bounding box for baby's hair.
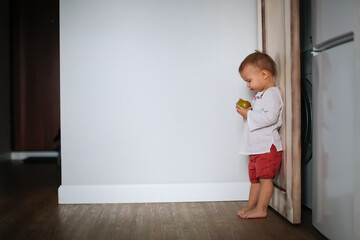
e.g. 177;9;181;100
239;50;277;77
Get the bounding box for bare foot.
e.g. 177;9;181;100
241;208;267;219
237;205;255;218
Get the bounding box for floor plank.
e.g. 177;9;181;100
0;160;326;240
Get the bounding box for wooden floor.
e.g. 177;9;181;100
0;160;327;240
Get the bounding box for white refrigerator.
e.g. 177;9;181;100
312;0;357;239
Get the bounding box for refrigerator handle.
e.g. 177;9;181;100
312;32;354;54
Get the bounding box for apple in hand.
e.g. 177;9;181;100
236;98;251;109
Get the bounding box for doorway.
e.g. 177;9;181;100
10;0;60;155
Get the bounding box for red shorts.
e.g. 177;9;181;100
248;145;282;183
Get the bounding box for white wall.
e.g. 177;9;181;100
59;0;257;203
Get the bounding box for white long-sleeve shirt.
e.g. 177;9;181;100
238;87;283;155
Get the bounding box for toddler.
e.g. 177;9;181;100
236;51;283;219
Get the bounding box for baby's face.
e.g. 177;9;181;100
240;64;267;92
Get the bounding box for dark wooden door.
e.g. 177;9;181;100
11;0;60;151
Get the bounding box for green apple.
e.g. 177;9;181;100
237;98;251;109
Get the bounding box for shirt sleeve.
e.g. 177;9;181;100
247;90;283;132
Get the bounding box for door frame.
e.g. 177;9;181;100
257;0;301;224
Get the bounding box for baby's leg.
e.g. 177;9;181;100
237;183;260;217
241;178;273;219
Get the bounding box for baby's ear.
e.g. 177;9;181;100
261;70;270;80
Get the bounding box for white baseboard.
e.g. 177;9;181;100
58;182;251;204
11;151;59;160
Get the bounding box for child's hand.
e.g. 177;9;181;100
236;104;251;119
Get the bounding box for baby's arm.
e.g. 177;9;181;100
247;94;282;131
248;107;280;130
